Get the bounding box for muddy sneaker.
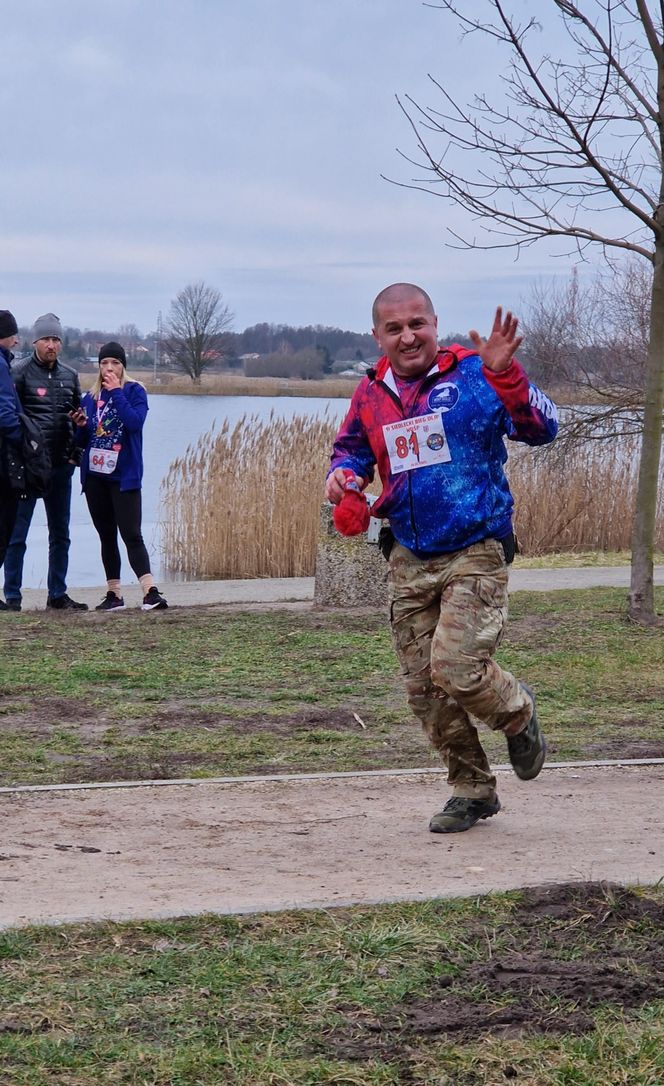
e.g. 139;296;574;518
95;591;125;612
429;795;501;834
4;598;21;612
141;586;168;611
507;683;547;781
46;594;89;611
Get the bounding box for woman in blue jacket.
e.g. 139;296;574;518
72;342;167;611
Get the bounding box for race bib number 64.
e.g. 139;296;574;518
383;412;451;475
89;447;119;475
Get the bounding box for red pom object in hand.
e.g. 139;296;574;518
333;470;370;536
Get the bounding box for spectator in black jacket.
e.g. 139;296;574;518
3;313;88;611
0;309;22;605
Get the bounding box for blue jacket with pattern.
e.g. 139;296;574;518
75;381;148;492
329;346;558;557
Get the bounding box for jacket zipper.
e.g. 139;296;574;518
377;361;458;554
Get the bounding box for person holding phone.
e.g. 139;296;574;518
3;313;88;612
71;341;167;611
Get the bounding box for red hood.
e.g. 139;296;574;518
373;344;476;382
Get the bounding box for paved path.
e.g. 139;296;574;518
18;565;664;611
1;764;662;929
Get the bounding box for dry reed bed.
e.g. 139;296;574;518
162;418;664;577
80;372;609;402
509;435;664;554
162;413;339;578
111;371;361;398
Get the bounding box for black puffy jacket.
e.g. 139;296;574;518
12;353;82;466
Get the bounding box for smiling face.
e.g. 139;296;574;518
372;286;439;378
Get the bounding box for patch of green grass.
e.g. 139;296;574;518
513;549;664;568
0;589;662;786
2;884;663;1084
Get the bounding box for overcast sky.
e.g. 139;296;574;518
2;0;600;337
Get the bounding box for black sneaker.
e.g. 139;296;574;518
507;683;547;781
95;591;125;612
141;586;168;611
429;795;501;834
3;598;21;612
46;594;89;611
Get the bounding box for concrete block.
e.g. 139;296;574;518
314;501;389;609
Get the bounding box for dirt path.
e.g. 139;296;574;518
1;764;662;929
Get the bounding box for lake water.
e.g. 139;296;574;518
18;395;350;591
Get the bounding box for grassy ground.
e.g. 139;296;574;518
2;882;663;1085
1;588;662;787
512;550;664;568
3;593;663;1083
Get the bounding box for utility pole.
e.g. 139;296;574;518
153;310;163;382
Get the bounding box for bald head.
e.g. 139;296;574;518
371;282;440;378
372;283;435;328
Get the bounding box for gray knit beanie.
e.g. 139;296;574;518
32;312;63;342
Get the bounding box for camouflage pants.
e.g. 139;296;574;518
389;539;532;799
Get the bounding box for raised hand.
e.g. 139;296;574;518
102;371;121;391
469;306;523;373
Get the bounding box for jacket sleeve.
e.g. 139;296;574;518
12;362;26;406
106;383;148;432
73;393;96;447
73;373;82;411
328;382;376;483
483;359;558;446
0;363;21;444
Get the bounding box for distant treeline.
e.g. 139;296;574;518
13;320;475;378
232;323;376;362
13;321;379;364
232;323;474;363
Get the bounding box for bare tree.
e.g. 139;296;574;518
115;323;142;364
164;282;233;384
394;1;664;624
521;260;651;445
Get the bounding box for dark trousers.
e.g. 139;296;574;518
84;475;151;582
0;476;20;570
4;463;74;603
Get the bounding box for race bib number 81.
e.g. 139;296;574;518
383;413;451;475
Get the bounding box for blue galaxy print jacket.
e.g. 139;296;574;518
75;381;148;492
329;346;558;557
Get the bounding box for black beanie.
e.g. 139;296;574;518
98;341;127;367
0;310;18;338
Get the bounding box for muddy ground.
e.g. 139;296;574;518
4;693;664;786
321;882;664;1064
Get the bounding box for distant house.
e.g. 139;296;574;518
334;359;376;377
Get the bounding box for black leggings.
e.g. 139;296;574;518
0;476;19;569
84;475;151;582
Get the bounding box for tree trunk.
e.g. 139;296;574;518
629;239;664;623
